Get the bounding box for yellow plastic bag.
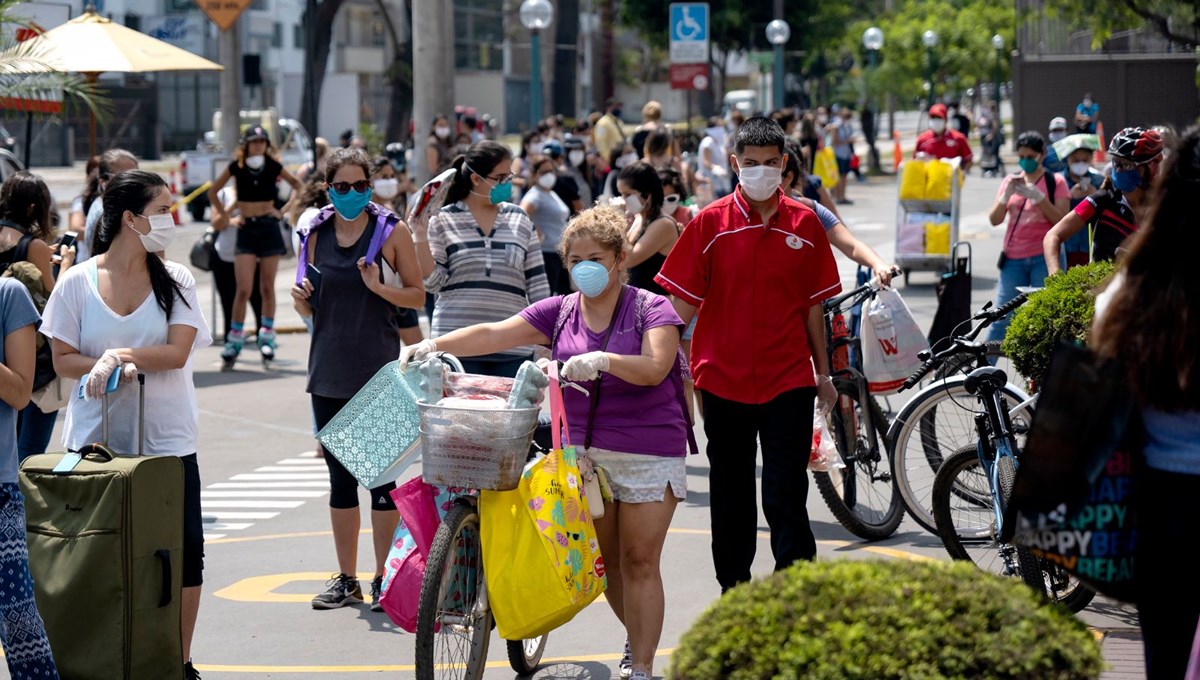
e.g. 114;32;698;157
814;147;839;189
899;160;927;200
925;221;951;255
925;160;954;201
480;445;606;640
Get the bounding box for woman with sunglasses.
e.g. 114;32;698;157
411;140;551;377
207;126;302;370
291;148;425;611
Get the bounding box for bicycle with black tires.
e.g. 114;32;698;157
816;281;904;540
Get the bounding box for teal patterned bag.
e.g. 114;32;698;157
317;360;425;489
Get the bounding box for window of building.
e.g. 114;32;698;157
272;22;282;48
294;23;303;49
454;0;503;71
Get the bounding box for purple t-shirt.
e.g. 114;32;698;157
520;289;688;457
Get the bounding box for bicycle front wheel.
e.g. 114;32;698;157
812;378;904;540
506;635;548;676
888;376;1034;534
415;502;491;680
932;447;1042;590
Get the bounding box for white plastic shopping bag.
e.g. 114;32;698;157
809;412;844;472
861;288;929;395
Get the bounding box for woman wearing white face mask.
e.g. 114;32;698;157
520;158;573;295
426;114;453;176
206;126;302;370
41;170;211;678
563;139;594;210
370;156;426;346
603;143;640;201
618;162;680;297
657;168;695;225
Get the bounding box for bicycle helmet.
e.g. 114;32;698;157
1108;127;1164;164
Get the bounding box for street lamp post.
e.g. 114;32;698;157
862;27;884;174
520;0;554;131
765;19;790;111
992;34;1005;118
923;29;938;112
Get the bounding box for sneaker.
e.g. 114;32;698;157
370;575;384;612
311;573;363;609
184;661;201;680
619;637;633;679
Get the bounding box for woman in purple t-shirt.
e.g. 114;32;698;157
402;205;688;680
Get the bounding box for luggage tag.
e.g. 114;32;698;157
56;371;122;473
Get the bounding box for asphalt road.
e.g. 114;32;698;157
3;161;1138;679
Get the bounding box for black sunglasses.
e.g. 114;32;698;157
329;180;372;194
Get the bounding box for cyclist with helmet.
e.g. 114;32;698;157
1043;127;1165;276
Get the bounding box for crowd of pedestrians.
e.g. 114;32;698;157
0;90;1195;679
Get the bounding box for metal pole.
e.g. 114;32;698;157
218;25;242;156
531;29;542;130
994;48;1002;123
23;111;33;168
926;47;936;111
867;49;880;174
773;45;784;110
305;0;318;169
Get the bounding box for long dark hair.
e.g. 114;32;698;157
94;171;189;320
617;161;664;222
445;141;512;205
81;154;102;216
0;171;53;240
1093;124;1198;411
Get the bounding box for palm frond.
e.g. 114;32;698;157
0;10;112;121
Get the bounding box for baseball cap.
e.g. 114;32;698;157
541;140;564;159
1049;116;1068;131
243;125;268;142
929;103;948;119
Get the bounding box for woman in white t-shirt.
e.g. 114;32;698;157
41;169;211;680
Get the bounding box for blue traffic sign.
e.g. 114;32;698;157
669;3;708;43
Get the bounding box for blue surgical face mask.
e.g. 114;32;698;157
488;180;512;205
570;260;615;298
1111;167;1142;193
329;186;373;220
1018;157;1040;174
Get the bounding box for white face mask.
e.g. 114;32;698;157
1070;162;1091;177
435;126;451;139
1049;131;1067;143
373;178;399;199
568;150;586;166
930;119;947;133
623;194;643;217
132;213;175;253
615;153;637;169
246;155;265;170
737;165;782;202
663;193;680;213
537;173;557;190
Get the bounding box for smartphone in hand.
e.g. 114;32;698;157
305;263;322;309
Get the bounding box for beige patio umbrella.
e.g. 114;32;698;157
4;7;223;155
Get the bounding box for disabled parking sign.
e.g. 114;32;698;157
669;3;709;64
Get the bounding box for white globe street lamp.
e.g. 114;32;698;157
765;20;790;110
520;0;554;129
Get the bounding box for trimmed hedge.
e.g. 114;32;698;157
667;559;1104;680
1001;262;1115;384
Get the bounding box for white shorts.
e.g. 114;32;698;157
584;448;687;504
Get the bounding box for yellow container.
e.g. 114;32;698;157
925;222;951;255
925;160;954;201
899;160;927;200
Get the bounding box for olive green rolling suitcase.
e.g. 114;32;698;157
19;376;184;680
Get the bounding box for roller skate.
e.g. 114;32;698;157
257;325;277;369
221;330;244;372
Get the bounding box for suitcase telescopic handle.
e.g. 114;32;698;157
98;373;146;456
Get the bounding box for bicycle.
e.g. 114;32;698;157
929;367;1095;612
887;294;1036;534
413;355;550;680
816;281;904;540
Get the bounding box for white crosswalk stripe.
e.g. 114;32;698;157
202;454;333;539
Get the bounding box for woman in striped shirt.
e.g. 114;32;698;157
412;141;551;377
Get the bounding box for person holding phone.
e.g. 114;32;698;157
290;148;425;612
411;140;551;378
207;126;302;369
1057;142;1106;269
987;131;1070;342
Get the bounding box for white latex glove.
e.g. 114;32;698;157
85;350;122;400
535;357;554;374
119;363;138;384
562;352;610;382
1001;176;1018;202
399;339;438;369
815;375;837;416
1018;183;1046;203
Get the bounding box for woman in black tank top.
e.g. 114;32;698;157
206;126;302;369
618;162;679;296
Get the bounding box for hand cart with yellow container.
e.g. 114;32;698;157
894;156;964;286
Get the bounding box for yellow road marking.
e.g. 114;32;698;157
214;571;607;604
196;649;675;674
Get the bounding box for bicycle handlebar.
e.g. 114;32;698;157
898;293;1030;392
822;281;877;314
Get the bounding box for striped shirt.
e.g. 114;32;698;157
426;201;551;359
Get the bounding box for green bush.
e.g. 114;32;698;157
666;559;1104;680
1001;261;1115;384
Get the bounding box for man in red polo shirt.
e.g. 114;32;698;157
914;103;973;171
655;116;841;592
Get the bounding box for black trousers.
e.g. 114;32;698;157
1136;465;1200;679
700;387;818;591
212;257;262;339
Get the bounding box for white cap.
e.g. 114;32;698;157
1049;116;1068;131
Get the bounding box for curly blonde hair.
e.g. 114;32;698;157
557;205;629;265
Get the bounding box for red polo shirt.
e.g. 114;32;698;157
914;129;974;164
655;187;841;405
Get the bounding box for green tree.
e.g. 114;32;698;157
0;0;109;126
1042;0;1199;50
